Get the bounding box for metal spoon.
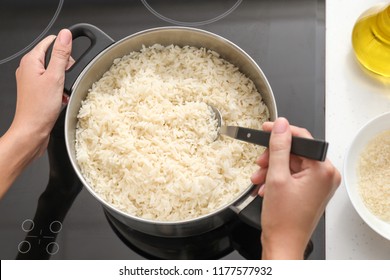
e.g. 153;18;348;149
208;105;328;161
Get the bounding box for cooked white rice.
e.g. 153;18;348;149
358;130;390;222
75;44;269;222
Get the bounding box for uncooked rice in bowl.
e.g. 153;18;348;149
75;44;269;222
358;130;390;222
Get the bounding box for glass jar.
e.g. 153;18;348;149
352;3;390;77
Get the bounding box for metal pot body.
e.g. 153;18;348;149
64;24;277;237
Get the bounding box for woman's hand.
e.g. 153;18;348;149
251;118;341;259
0;29;73;198
12;29;73;153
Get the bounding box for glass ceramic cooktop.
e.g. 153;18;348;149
0;0;325;260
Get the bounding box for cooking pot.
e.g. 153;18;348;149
60;23;277;237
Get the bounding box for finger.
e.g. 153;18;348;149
29;35;57;62
66;56;75;70
46;29;72;77
263;121;313;139
291;126;313;139
267;117;292;180
258;184;266;197
255;149;269;168
16;35;57;76
262;121;273;132
257;148;304;175
289;154;305;174
250;167;267;185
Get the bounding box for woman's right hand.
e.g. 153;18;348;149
251;118;341;259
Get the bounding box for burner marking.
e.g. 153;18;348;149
49;221;63;233
21;219;34;232
141;0;242;27
17;241;31;254
18;220;62;255
0;0;63;65
47;242;60;255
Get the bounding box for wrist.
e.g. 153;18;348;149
7;122;49;159
0;125;49;198
261;232;307;260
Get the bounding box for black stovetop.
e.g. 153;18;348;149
0;0;325;259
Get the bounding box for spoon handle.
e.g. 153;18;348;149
225;126;329;161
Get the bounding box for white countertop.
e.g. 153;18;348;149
326;0;390;259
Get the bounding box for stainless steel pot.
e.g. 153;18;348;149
62;23;277;237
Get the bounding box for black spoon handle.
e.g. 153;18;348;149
231;126;328;161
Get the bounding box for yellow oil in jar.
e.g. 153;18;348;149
352;4;390;77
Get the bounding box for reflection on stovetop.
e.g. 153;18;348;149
105;210;261;260
105;210;313;260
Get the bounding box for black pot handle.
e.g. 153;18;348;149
230;185;262;230
45;23;115;94
237;195;262;230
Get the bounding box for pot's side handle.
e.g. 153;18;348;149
238;195;262;230
230;186;262;230
45;23;115;94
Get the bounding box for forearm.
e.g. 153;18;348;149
0;126;46;198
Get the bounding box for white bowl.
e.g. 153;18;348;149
344;111;390;240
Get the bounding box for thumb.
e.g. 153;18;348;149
267;117;292;179
46;29;72;77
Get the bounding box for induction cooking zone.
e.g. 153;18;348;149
0;0;325;259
